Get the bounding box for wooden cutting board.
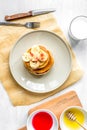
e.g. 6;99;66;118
19;91;82;130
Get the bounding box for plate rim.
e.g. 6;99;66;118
9;30;72;93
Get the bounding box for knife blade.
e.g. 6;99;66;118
5;8;56;21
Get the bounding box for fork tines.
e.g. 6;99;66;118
30;22;40;28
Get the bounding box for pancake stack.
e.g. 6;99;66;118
22;45;54;75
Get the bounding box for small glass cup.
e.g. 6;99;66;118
27;109;58;130
60;106;87;130
69;16;87;42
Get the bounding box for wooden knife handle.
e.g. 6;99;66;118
5;11;32;21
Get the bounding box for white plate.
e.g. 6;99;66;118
9;30;72;93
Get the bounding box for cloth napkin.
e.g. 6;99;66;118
0;13;83;106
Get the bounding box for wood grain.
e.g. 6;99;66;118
5;11;32;21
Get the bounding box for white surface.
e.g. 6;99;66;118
9;30;72;93
0;0;87;130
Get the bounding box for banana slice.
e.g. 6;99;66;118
39;50;48;62
22;52;30;62
30;61;40;69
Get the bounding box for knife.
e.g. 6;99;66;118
5;8;56;21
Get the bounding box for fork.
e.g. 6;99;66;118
0;22;40;28
66;111;87;130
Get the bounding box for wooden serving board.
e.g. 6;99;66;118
19;91;82;130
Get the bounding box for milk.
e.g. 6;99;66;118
70;16;87;40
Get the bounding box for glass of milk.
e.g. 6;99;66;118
69;16;87;41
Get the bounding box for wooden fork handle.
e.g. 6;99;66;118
5;11;32;21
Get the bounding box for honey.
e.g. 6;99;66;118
63;108;85;130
